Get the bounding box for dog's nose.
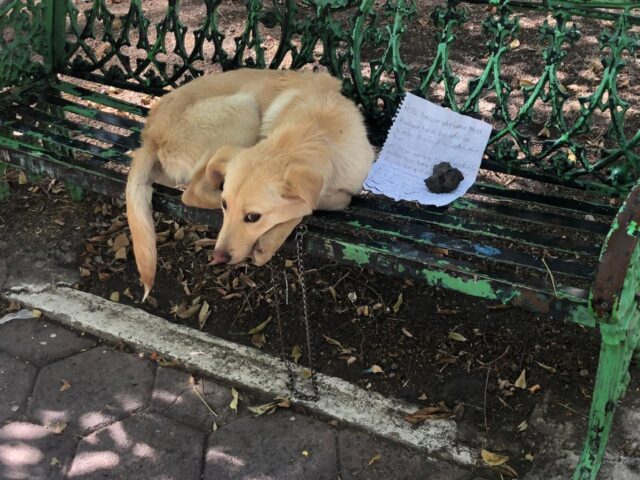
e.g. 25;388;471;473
212;249;231;265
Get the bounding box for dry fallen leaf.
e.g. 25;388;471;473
487;304;509;310
517;419;528;432
18;171;27;185
109;292;120;302
173;227;185;240
528;384;541;394
509;39;521;49
368;453;382;466
230;388;239;413
515;369;527;389
247;317;271;335
240;273;256;288
519;79;535;88
46;421;68;435
114;246;127;261
31;309;42;319
481;449;509;466
59;380;71;392
198;301;210;329
404;402;452;424
536;361;557;373
251;333;266;348
248;396;290;416
323;335;344;350
111;232;129;252
291;345;302;364
177;304;201;320
538;126;551;138
79;267;91;277
370;365;383;374
328;286;337;302
194;238;216;247
448;331;468;342
437;306;459;315
392;292;403;313
525;452;534;462
401;327;414;338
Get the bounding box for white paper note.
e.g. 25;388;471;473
364;93;492;206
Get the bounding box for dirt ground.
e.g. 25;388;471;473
3;170;634;478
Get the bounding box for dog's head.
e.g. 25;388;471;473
189;142;324;265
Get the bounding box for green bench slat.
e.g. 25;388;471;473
350;196;602;257
33;92;143;133
1;119;129;167
48;80;150;117
312;211;595;280
12;105;135;153
470;182;617;217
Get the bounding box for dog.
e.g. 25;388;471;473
126;69;374;299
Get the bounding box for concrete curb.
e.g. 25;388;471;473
3;283;476;466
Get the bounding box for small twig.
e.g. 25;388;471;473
541;257;558;298
484;368;490;432
474;346;510;369
557;402;587;419
192;385;218;417
284;270;289;306
351;274;385;307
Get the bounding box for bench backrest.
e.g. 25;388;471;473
1;0;638;193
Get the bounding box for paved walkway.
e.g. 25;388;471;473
0;315;475;480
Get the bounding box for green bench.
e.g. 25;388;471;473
0;1;639;478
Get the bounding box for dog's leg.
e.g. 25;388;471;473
317;190;352;211
182;185;222;209
252;217;303;266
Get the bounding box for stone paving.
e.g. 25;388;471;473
0;316;476;480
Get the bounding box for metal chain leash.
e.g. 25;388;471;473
270;224;319;401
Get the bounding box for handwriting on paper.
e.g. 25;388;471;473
364;93;492;206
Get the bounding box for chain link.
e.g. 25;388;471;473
270;224;319;401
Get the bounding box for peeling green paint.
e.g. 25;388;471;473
418;268;498;299
340;243;375;267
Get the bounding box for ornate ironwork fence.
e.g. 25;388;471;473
1;0;638;193
1;3;640;480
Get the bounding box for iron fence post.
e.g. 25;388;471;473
44;0;67;74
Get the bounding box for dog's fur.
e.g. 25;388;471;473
126;69;374;299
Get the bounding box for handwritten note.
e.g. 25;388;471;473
364;93;492;206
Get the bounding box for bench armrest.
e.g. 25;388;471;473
591;181;640;321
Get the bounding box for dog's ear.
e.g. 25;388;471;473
205;145;239;188
182;145;240;209
280;165;323;212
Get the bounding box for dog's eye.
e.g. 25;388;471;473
244;213;261;223
221;199;227;210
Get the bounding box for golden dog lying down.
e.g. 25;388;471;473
126;69;374;299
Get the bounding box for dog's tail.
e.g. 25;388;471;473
126;145;158;301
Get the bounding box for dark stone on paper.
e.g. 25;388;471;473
424;162;464;193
